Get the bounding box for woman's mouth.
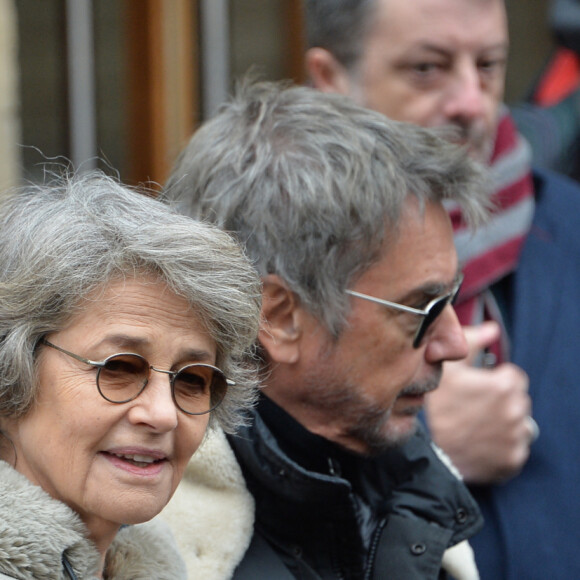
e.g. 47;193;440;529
110;452;161;467
101;450;168;475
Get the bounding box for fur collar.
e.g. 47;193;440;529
157;428;254;580
0;461;186;579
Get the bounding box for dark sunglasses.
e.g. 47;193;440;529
346;275;463;348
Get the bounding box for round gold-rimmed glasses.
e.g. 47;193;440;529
41;339;233;415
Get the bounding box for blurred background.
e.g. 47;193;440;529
0;0;555;191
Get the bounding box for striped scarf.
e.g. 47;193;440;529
448;108;536;362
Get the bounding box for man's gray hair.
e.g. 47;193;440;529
304;0;377;70
165;80;489;336
0;172;262;432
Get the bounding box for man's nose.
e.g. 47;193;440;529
443;62;487;123
423;304;469;364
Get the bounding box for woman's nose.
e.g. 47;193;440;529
127;371;179;432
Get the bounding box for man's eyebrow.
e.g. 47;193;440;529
405;271;462;300
408;41;508;58
411;43;453;58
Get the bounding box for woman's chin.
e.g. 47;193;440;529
88;494;171;529
117;499;169;525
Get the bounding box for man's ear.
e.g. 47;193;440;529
259;274;303;365
305;47;352;95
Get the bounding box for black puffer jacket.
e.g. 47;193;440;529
230;398;483;580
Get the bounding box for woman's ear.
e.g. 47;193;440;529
305;47;353;95
259;275;303;365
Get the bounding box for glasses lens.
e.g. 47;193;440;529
97;354;149;403
413;296;450;348
173;364;228;415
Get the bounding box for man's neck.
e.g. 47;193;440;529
258;393;362;478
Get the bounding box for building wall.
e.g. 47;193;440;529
0;0;563;187
505;0;554;103
0;0;21;192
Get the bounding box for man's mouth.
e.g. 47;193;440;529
445;123;492;163
398;370;442;400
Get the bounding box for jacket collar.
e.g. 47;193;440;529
230;400;483;545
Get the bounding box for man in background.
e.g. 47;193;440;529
303;0;580;577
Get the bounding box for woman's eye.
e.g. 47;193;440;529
174;370;210;397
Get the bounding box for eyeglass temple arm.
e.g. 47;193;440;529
40;338;105;368
345;290;427;316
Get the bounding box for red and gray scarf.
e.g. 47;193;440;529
448;108;536;363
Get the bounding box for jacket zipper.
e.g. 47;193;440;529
363;518;388;580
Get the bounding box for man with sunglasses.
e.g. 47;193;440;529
162;80;489;579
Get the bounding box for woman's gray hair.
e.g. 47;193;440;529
0;171;262;433
164;79;489;336
304;0;377;71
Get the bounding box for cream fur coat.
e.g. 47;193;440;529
0;460;186;579
156;428;255;580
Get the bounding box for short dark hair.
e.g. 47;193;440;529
304;0;377;70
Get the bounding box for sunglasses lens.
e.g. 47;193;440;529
98;354;149;402
451;282;462;305
173;364;228;415
413;296;450;348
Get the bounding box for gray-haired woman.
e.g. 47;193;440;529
0;172;261;579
